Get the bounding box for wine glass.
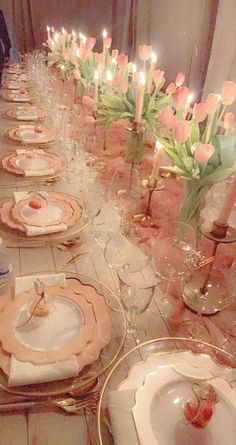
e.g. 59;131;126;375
152;222;196;306
117;267;158;346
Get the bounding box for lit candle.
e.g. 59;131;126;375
76;47;80;59
215;173;236;226
106;70;113;93
72;30;77;41
54;32;59;43
135;72;145;122
46;26;50;40
94;70;99;105
148;52;157;94
61;27;66;35
102;29;108;66
151;141;165;179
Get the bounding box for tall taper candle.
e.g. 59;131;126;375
215;173;236;225
151;141;164;179
135;72;145;123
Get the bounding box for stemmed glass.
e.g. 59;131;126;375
152;221;197;307
117;267;158;345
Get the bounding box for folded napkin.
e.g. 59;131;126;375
15;273;66;294
11;93;29;102
13;191;68;236
8;273;79;386
16;149;43;155
8;355;79;386
17;112;38;120
108;390;139;445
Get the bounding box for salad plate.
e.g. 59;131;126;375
133;365;236;445
1;91;31;103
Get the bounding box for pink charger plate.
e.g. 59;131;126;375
2;152;62;176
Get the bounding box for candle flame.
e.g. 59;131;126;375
61;27;66;35
111;57;117;65
76;48;80;58
94;70;99;80
72;30;76;38
61;64;65;70
150;52;157;63
54;32;59;42
103;29;108;39
139;72;145;85
132;63;137;73
217;94;222;101
187;93;194;106
106;70;113;81
46;26;50;32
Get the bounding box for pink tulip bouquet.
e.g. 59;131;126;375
156;79;236;224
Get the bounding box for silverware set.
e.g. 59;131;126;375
0;390;100;414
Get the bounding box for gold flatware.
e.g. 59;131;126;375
0;391;100;414
59;252;88;270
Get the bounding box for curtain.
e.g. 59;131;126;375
202;0;236;108
136;0;219;99
112;0;138;58
12;0;36;54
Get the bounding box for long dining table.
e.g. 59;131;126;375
0;66;235;445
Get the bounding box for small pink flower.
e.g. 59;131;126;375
87;37;96;50
175;72;185;87
224;112;235;130
118;54;128;67
84;116;95;126
119;79;129;94
82;96;94;113
194;143;215;163
221;81;236;105
73;69;81;81
112;49;119;59
138;44;152;61
173;120;190;143
103;37;112;49
152;69;164;84
205;93;219;114
166;82;176;95
173;86;189;109
193;102;207;122
159;107;176;129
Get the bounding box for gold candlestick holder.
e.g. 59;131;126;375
183;220;236;315
118;121;144;197
133;175;164;222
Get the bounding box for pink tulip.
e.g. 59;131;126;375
73;69;81;81
82;96;95;113
159;107;176;129
103;37;112;49
193;102;207;122
194;143;215;163
112;49;119;59
221;81;236;105
138;44;152;61
84;116;95;126
114;71;121;85
87;37;96;50
205;93;219;114
152;69;164;84
175;72;185;87
119;79;129;94
166;82;176;95
173;86;189;109
118;54;128;67
173;120;190;143
224;112;235;130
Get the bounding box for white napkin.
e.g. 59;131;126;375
8;273;79;386
16;149;43;155
108;390;139;445
11;93;30;102
17;112;38;121
13;192;67;236
15;273;66;294
8;355;79;386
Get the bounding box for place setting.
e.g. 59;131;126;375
1;149;65;188
1;89;32;103
2;124;55;148
0;191;88;245
0;270;126;399
98;338;236;445
5;105;46;121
